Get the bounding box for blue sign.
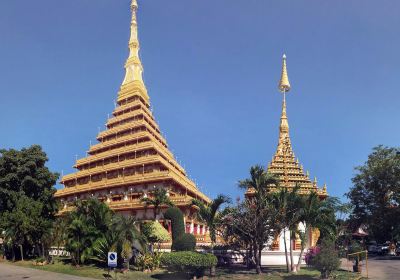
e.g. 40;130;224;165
108;252;117;267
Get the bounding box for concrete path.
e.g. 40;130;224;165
341;257;400;279
0;262;97;280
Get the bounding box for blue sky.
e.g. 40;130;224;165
1;0;399;202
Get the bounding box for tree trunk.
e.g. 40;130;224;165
11;246;15;262
254;242;261;274
245;247;250;268
19;245;24;261
289;233;297;273
283;229;290;272
296;246;305;272
247;244;254;268
210;243;216;277
37;243;42;258
296;228;308;271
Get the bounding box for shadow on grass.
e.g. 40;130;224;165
150;272;189;279
282;276;315;280
211;266;318;279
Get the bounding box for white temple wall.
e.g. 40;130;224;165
261;225;308;266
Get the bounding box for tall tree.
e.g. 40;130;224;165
192;194;230;245
347;146;400;242
141;188;174;220
295;192;336;271
270;186;302;273
51;216;68;255
112;214;144;270
192;194;230;277
237;165;280;274
0;145;58;260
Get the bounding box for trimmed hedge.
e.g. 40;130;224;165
142;221;171;243
164;207;185;243
174;233;196;251
161;251;217;276
164;207;196;251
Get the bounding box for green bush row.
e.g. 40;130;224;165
161;251;217;270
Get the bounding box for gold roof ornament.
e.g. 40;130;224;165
278;54;291;93
119;0;150;103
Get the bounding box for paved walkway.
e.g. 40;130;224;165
341;257;400;279
0;262;97;280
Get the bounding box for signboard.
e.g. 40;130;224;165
108;252;117;268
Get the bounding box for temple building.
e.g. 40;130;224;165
250;55;328;265
55;0;210;241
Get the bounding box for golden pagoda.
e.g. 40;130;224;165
247;55;328;198
246;55;328;252
55;0;210;240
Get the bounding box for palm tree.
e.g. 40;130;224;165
65;215;87;265
287;188;303;273
65;198;114;265
192;194;230;277
238;165;280;274
113;214;144;270
270;186;302;273
51;216;68;257
192;194;231;245
238;165;279;204
295;193;336;271
141;188;174;220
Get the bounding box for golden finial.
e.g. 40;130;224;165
314;177;317;184
122;0;146;87
323;183;327;191
278;54;291;93
131;0;138;9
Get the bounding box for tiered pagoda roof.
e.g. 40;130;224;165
55;0;210;209
248;55;327;197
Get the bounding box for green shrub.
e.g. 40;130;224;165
142;221;171;244
312;238;340;279
135;252;163;272
164;207;185;242
161;251;217;277
164;207;197;251
174;233;196;251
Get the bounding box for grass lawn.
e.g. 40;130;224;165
9;260;364;280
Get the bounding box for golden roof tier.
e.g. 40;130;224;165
247;55;327;197
55;0;210;214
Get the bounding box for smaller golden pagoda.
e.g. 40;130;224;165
246;55;328;251
247;55;328;198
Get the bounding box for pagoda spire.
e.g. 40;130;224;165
118;0;150;104
122;0;144;85
277;55;292;156
278;54;291;94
